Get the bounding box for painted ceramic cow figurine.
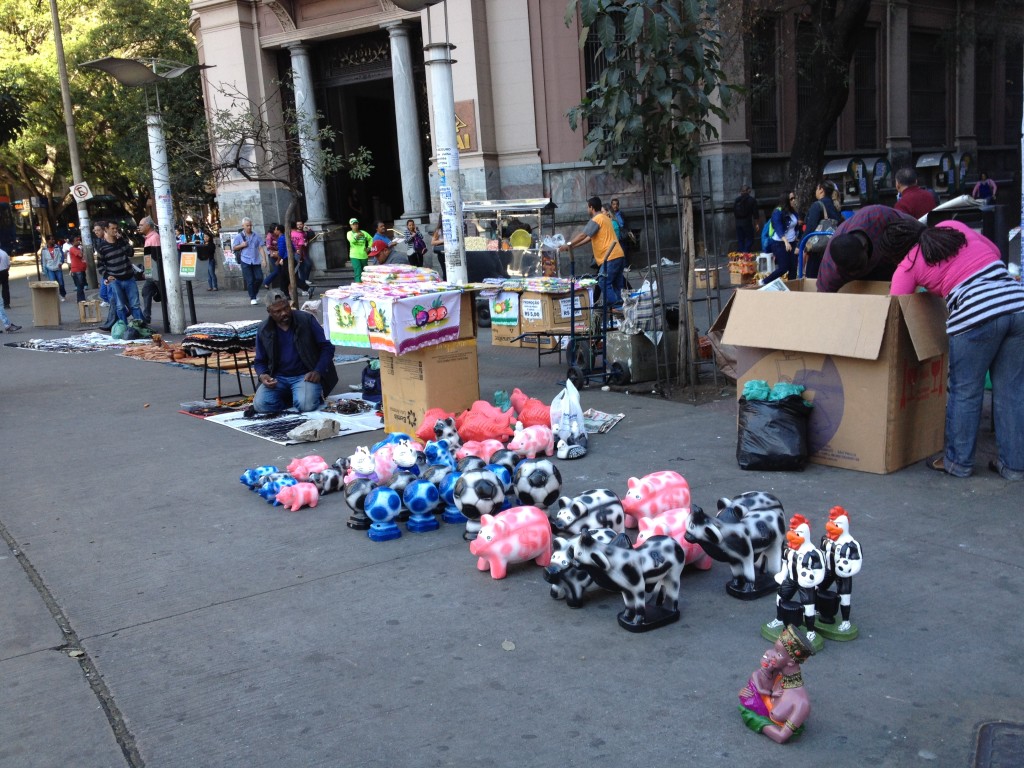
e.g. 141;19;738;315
683;492;786;599
544;528;627;607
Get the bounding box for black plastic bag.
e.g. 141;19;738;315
361;361;381;404
736;395;811;471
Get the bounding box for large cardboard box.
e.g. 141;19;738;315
491;322;522;347
720;280;949;474
520;289;590;333
379;338;480;433
29;281;61;328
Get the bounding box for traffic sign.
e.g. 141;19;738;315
70;182;94;203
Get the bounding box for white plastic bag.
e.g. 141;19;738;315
550;379;588;459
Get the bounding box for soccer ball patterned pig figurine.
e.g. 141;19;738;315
469;505;553;579
275;482;320;512
507;425;554;459
621;470;692;528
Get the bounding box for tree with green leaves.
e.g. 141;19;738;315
0;0;206;235
565;0;734;387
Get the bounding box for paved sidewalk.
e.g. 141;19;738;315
0;273;1020;767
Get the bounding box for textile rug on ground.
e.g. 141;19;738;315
200;394;382;445
4;332;147;353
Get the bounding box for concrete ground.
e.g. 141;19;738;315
0;267;1021;768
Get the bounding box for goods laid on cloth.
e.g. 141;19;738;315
736;380;813;471
180;320;260;355
202;394;382;445
4;332;149;353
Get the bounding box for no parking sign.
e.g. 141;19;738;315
70;182;93;203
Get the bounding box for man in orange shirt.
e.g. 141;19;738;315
561;196;626;309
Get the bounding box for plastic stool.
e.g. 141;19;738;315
756;253;775;275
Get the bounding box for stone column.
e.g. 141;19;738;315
954;0;977;157
885;1;912;170
384;22;429;221
288;43;333;271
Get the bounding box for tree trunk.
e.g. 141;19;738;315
284;197;299;307
678;173;695;387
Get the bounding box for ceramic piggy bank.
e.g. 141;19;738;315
275;481;320;512
507;425;554;459
456;439;505;462
635;508;713;571
286;455;330;481
259;476;298;504
621;470;691;528
469;505;553;579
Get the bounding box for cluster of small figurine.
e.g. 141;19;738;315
239;455;341;512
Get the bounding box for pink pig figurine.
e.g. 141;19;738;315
621;470;691;528
286;455;330;481
275;482;320;512
507;425;554;459
469;505;553;579
634;508;713;570
456;439;506;462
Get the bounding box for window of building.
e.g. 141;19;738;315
582;14;625;136
908;31;948;147
1005;41;1023;144
748;17;780;153
853;27;879;150
974;40;994;146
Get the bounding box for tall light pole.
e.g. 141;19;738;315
80;57;209;334
47;0;95;286
395;0;467;284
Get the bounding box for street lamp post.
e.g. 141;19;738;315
80;57;210;334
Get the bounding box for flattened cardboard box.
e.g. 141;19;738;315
379;338;480;433
720;280;948;474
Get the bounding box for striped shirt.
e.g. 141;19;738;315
890;220;1024;335
95;237;136;280
945;263;1024;335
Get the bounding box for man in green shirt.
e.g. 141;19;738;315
347;218;371;282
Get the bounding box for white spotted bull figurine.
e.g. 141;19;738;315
683;492;786;599
572;529;686;631
544;528;627;608
550;489;625;536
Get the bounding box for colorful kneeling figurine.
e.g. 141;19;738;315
469;506;552;579
738;624;814;743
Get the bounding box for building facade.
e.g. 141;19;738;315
188;0;1022;265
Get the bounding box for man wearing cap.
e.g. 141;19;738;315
347;218;371;283
815;205;918;292
252;289;338;414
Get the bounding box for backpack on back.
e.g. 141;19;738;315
760;213;777;252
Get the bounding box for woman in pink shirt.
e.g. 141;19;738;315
68;236;88;302
888;219;1024;480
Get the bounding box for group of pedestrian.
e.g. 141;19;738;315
735;165;1022;484
232;218;314;302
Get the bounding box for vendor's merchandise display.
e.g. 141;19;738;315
323;265;470;354
181;320;260;355
3;331;150;353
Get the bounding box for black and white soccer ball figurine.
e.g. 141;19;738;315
513;458;562;509
454;468;505;540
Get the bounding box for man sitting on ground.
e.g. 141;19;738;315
252;289;338;414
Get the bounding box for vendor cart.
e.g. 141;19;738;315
564;262;627;390
461;198;558;277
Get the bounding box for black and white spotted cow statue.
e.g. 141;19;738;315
573;529;686;631
544;528;628;608
549;489;625;536
683;491;786;599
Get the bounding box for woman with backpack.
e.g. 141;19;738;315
761;191;800;285
802;180;842;278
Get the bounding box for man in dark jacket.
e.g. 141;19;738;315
733;185;758;253
252;289;338;413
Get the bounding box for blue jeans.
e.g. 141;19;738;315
763;240;797;284
241;262;264;300
45;267;67;297
599;256;626;308
72;271;88;303
945;311;1024;479
736;222;755;253
207;257;218;290
297;258;312;289
253;374;323;414
110;278;145;323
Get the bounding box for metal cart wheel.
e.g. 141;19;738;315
608;361;628;385
567;366;585;391
567;339;591;370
